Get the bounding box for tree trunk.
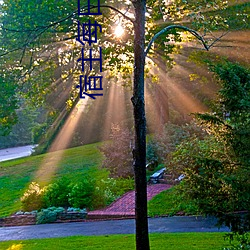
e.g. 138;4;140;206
131;1;150;250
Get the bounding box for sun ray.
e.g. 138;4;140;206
35;98;89;184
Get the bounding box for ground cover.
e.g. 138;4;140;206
0;233;231;250
0;143;103;217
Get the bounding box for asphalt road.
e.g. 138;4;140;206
0;145;37;162
0;216;230;241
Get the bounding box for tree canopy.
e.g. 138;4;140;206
0;0;248;124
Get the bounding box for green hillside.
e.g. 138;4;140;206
0;143;103;217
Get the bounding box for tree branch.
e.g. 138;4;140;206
99;5;134;24
145;25;210;56
0;4;134;57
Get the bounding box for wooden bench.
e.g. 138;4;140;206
149;168;165;184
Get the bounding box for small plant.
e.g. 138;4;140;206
21;182;45;211
36;206;64;224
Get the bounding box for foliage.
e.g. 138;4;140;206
36;206;64;224
19;168;133;213
168;136;239;211
223;232;250;250
42;177;95;210
93;178;118;208
146;141;159;170
68;179;94;209
93;177;134;208
167;61;250;233
20;182;45;212
0;0;242;130
99;124;134;178
147;122;206;166
0;75;18;136
43;178;71;208
0;104;44;148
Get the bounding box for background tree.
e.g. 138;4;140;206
99;124;133;178
0;74;18;136
168;60;250;233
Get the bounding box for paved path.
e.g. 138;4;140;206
88;184;171;218
0;216;229;241
0;145;37;162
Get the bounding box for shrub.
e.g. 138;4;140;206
93;178;117;208
21;182;45;211
43;177;71;208
36;206;64;224
68;180;94;209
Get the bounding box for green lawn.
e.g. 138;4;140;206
0;143;103;217
0;233;230;250
148;186;199;217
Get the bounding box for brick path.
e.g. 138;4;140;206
88;184;171;219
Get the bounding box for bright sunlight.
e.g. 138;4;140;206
114;24;124;37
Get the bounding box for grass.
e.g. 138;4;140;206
0;143;104;217
148;186;199;217
0;233;231;250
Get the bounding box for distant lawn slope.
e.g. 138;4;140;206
0;143;103;217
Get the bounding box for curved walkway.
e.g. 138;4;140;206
88;184;171;219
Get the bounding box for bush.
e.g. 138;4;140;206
93;178;117;208
68;180;94;209
36;206;64;224
21;182;45;211
43;177;71;208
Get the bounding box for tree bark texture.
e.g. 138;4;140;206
131;1;150;250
